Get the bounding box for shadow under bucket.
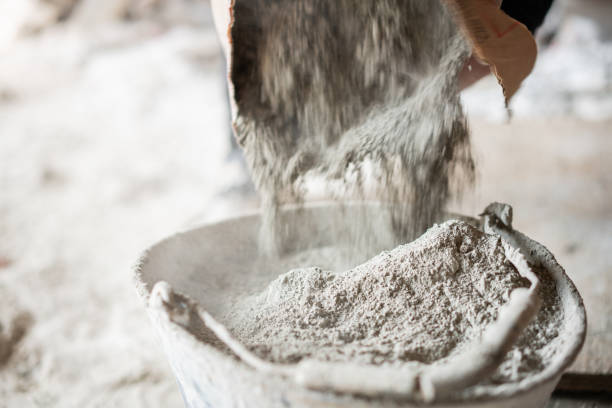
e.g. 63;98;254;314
133;203;586;408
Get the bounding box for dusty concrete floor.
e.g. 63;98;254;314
0;22;239;407
0;12;610;408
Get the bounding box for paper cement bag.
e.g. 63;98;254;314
445;0;537;103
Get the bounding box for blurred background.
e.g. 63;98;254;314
0;0;610;406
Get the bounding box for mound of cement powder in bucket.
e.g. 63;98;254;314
227;220;564;383
230;0;475;252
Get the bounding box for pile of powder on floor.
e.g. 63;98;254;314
226;220;564;384
229;0;475;253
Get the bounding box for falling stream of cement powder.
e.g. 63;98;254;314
230;0;475;255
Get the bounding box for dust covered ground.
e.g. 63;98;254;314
0;1;611;407
0;2;252;406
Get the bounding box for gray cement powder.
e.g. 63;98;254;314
230;0;475;253
227;221;563;384
227;0;562;389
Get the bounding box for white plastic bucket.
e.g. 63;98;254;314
133;203;586;408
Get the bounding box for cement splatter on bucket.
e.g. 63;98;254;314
133;203;585;408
